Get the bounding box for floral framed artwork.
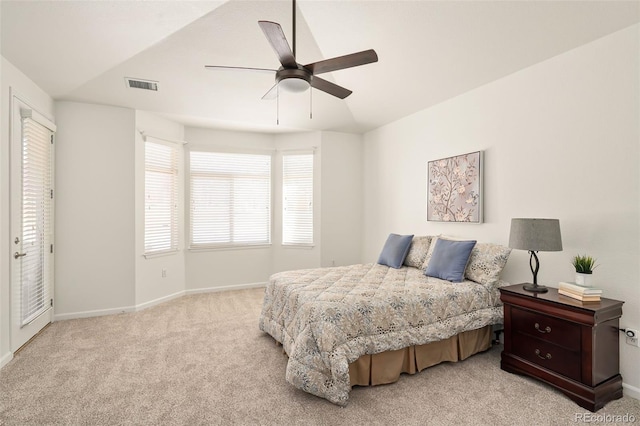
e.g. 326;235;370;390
427;151;483;223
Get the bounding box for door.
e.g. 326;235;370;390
10;93;56;351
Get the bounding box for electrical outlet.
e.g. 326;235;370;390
161;269;167;278
625;328;639;347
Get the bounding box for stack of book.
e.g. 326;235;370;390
558;282;602;302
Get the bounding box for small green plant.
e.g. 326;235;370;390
571;255;598;274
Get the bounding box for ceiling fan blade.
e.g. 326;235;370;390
261;83;278;100
258;21;298;69
310;76;352;99
304;49;378;75
204;65;276;73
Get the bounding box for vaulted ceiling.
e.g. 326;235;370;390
2;1;639;134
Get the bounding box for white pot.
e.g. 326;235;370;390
575;272;593;287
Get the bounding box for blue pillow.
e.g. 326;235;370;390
378;234;414;269
425;239;477;282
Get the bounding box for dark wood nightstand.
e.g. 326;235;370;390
500;284;624;412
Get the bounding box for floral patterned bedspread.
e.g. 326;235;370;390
258;263;507;406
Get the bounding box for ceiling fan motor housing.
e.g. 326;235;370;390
276;66;312;92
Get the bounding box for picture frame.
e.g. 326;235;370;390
427;151;483;223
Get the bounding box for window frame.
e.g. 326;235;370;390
188;147;273;250
281;150;314;247
143;138;180;257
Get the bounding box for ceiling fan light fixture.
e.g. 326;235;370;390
279;77;310;93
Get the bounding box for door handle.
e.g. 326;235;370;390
14;252;27;259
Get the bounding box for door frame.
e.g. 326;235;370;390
9;88;56;352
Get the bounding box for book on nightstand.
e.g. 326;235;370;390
558;281;602;302
558;289;601;302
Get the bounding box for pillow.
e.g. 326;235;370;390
420;235;475;270
465;243;512;285
424;239;477;282
403;236;432;268
421;236;441;270
378;234;414;269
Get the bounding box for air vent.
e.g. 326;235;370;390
125;78;159;91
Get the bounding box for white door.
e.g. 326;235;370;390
10;93;55;351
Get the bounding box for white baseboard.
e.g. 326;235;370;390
623;382;640;400
54;305;136;321
1;351;13;368
134;290;185;312
54;283;266;321
185;281;267;295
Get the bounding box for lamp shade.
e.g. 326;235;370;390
509;218;562;252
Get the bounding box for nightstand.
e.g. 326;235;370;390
500;284;624;412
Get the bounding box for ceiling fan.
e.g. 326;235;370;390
205;0;378;100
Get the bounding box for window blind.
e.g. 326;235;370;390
20;116;53;326
282;153;313;245
190;151;271;248
145;141;179;255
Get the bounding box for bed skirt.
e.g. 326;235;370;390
348;325;493;387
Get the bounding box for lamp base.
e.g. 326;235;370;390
523;283;549;293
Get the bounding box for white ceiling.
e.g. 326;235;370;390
2;1;639;134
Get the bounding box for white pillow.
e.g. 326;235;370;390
403;236;432;268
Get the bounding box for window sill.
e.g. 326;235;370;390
281;244;315;250
188;244;272;252
144;249;179;259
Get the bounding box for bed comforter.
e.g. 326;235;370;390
258;263;506;405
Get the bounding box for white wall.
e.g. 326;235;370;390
55;106;189;317
134;111;186;307
320;132;363;267
184;127;363;290
55;102;136;318
48;115;363;316
362;25;640;395
1;57;55;366
184;127;276;291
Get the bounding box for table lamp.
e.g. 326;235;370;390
508;218;563;293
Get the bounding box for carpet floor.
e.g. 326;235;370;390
0;288;638;425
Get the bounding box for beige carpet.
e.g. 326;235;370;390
0;288;638;425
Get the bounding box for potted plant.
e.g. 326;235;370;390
571;254;598;287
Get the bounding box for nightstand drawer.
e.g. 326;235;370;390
511;307;580;351
512;333;581;382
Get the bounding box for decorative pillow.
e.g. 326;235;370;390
465;243;512;285
378;234;414;269
421;236;441;270
424;239;477;282
403;236;432;268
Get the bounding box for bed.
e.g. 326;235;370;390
258;236;511;405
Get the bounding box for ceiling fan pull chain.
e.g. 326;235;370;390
277;85;280;125
310;87;313;119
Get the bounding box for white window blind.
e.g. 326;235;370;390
20;115;54;325
190;151;271;248
282;153;313;245
145;141;179;255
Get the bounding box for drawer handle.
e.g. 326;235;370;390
535;349;552;360
534;323;551;334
